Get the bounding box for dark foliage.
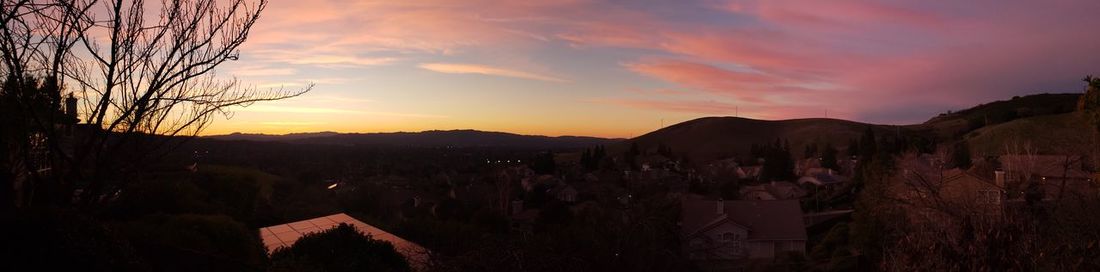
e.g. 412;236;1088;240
759;138;795;182
114;213;268;271
270;223;411;272
951;140;972;169
529;151;557;174
1;209;145;272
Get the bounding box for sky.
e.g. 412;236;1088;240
207;0;1100;138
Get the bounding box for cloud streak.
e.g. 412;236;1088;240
419;63;568;82
223;0;1100;135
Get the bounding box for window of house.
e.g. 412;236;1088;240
690;238;704;247
978;190;1000;204
721;232;734;242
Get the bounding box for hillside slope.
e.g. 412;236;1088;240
915;93;1080;139
626;117;900;162
965;112;1097;157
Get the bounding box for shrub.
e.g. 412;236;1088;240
114;213;267;271
270;223;411;272
1;208;144;271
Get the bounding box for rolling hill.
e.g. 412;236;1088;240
619;94;1086;163
965;112;1097;157
914;93;1080;139
624;117;902;163
205;130;622;149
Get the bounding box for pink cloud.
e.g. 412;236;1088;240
590;98;830;120
419;63;568;82
239;0;1100;125
624;59;809;102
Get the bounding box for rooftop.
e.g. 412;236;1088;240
258;213;430;270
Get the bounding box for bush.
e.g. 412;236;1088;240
1;208;145;271
106;178;216;219
113;213;267;271
270;223;411;272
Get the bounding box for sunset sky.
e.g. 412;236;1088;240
208;0;1100;138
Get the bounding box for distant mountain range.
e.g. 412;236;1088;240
207;93;1085;161
205;130;623;149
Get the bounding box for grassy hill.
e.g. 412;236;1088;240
965;112;1097;157
617;93;1087;164
624;117;902;163
915;93;1080;140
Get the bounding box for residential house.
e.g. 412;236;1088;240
739;181;807;200
1000;154;1098;201
549;181;579;203
893;154;1005;225
681;196;807;265
739;185;777;200
797;171;849;187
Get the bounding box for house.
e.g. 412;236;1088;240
259;213;430;271
680;196;807;265
893;154;1005;224
739;185;777;200
739;181;807;200
999;154;1098;201
796;158;822;176
765;181;807;199
549;181;579;203
737;166;762;181
797;171;849;187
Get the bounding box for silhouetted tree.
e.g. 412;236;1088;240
859;127;877;161
761;138;795;181
530;151;556;175
822;143;839;171
657;143;673;158
804;143;819;159
847;138;861;158
951;140;972;169
0;0;311;207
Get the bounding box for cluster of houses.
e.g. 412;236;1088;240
678;150;1100;270
679;156;858;270
891;153;1099;227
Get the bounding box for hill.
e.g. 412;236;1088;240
625;117;901;163
206;132;341;142
915;93;1080;139
205;130;621;149
965;112;1097;157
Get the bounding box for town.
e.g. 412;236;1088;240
3;0;1100;271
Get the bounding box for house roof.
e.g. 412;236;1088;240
259;213;429;271
798;172;848;186
681;196;806;241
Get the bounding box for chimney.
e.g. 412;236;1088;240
65;93;78;122
994;170;1005;188
716;198;725;215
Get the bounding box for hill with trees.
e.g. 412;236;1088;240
622;117;904;163
206;130;621;149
